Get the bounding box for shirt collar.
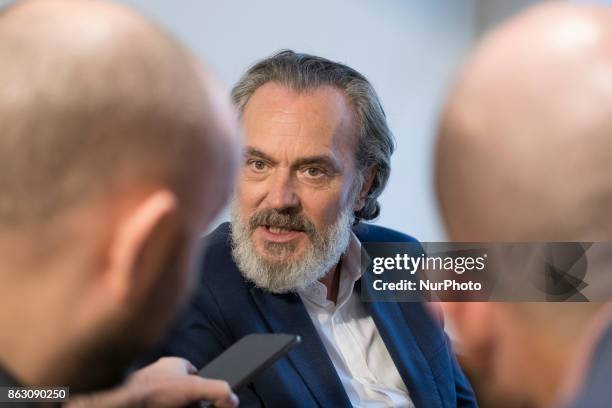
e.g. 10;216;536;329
299;231;362;307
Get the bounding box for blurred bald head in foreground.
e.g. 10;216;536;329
0;0;237;393
436;3;612;408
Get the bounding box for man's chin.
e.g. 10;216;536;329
252;237;308;260
255;248;306;265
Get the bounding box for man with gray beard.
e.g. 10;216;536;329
154;50;477;407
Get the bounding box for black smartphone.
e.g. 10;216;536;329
198;333;300;397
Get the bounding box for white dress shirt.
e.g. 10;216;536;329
298;232;415;408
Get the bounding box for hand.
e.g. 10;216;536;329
67;357;239;408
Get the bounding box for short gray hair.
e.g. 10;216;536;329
231;50;394;222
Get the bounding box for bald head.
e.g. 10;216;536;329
436;3;612;241
0;0;236;232
0;0;239;391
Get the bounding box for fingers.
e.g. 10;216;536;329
181;377;238;408
155;356;193;372
127;357;238;407
153;357;199;376
133;357;194;381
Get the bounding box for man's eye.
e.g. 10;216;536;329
304;167;324;178
248;160;267;172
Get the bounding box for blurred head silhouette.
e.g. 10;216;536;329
0;0;238;392
436;3;612;407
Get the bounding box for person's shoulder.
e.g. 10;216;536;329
352;222;419;243
204;221;232;247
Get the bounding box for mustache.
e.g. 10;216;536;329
248;209;316;235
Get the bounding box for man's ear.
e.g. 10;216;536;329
440;302;495;357
106;190;179;306
354;167;376;212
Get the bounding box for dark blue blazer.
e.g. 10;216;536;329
156;222;477;408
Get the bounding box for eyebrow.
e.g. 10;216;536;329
292;156;340;173
244;147;341;173
244;147;277;164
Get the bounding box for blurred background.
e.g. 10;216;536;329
114;0;543;241
1;0;584;240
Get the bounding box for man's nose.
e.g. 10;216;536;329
265;171;301;212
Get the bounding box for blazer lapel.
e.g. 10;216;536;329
359;281;444;408
250;287;352;408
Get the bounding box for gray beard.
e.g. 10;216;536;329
230;206;353;294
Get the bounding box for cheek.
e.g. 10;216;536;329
492;328;531;394
140;239;193;341
300;189;345;227
236;180;262;214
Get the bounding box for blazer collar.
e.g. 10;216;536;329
250;287;352;407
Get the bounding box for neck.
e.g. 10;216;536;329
529;343;575;408
0;258;86;388
0;294;70;386
319;260;342;303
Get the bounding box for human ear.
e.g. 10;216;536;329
105;190;180;307
354;167;376;212
441;302;495;358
